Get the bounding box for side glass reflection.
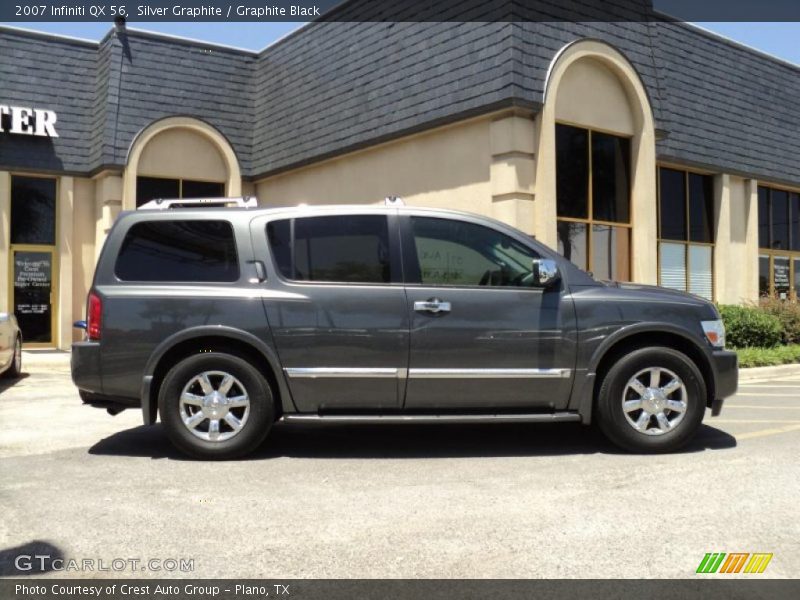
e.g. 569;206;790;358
591;225;630;282
556;221;587;271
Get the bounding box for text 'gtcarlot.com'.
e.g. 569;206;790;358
14;554;194;573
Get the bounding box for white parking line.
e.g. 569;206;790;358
724;405;800;410
734;393;800;397
739;378;800;385
713;419;800;423
738;384;800;389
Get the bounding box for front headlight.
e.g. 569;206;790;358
701;319;726;348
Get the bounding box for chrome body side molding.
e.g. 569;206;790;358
408;368;571;379
285;367;399;379
284;367;571;379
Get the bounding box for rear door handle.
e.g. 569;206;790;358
413;299;451;314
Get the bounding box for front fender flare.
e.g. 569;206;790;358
573;322;713;424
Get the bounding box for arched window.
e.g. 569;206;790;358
123;117;241;210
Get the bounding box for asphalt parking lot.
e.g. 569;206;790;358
1;353;798;579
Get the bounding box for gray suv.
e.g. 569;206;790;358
71;202;737;459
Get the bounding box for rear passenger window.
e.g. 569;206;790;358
267;215;392;283
115;220;239;282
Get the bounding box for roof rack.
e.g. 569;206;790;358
137;196;259;210
384;196;405;207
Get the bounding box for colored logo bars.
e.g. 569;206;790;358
696;553;773;574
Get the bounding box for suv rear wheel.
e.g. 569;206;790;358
159;352;274;459
595;346;706;453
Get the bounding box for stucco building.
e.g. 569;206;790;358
1;1;799;348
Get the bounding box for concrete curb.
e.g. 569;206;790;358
738;363;800;383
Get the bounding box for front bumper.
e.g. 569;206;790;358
710;349;738;416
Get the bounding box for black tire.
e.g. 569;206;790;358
2;336;22;379
595;346;706;453
158;352;274;459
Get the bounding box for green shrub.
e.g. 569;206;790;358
736;344;800;368
717;304;782;348
758;297;800;344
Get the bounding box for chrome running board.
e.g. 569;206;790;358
281;412;581;424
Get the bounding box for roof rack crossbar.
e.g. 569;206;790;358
137;196;259;210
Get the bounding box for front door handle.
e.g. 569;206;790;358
413;299;451;314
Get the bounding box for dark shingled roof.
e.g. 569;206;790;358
0;1;798;187
0;29;95;173
653;21;800;188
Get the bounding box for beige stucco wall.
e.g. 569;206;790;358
138;128;227;182
255;116;494;216
255;110;540;235
72;177;96;342
555;57;635;136
94;173;123;260
489;112;537;234
56;176;73;350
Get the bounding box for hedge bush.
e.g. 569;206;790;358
717;304;783;348
736;344;800;368
758;297;800;345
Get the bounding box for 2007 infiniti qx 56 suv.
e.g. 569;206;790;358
71;197;737;459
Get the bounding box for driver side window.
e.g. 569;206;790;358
410;217;539;287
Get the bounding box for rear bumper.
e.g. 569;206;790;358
710;349;738;415
71;341;103;394
72;341;140;413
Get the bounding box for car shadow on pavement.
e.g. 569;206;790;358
88;421;737;461
0;372;29;394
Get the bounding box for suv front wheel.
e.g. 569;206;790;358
159;352;274;459
595;346;706;453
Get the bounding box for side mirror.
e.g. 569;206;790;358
532;258;560;288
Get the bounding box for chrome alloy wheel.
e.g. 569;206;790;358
621;367;688;436
179;371;251;442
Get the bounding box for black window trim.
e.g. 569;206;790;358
399;214;546;292
759;185;800;253
113;218;241;284
758;184;800;299
656;166;716;300
265;213;404;287
10;173;58;247
555;122;633;281
136;175;226;208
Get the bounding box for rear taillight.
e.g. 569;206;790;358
87;291;102;341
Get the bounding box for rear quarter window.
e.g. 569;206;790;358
115;220;239;282
267;215;393;284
